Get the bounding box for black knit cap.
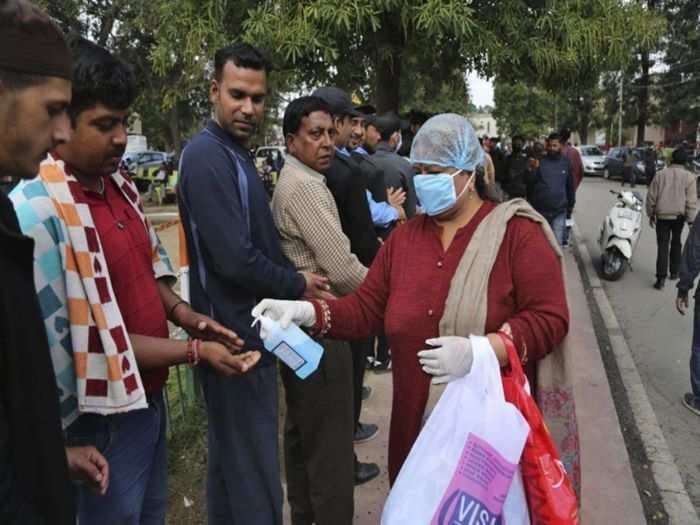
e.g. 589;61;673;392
0;1;72;80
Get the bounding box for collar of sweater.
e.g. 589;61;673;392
285;154;327;182
376;142;395;153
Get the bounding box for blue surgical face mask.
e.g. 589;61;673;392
414;169;474;216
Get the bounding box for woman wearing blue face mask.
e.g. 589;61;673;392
253;113;569;484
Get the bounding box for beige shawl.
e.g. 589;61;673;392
439;198;562;337
433;200;580;495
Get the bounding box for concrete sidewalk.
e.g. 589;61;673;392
562;249;646;523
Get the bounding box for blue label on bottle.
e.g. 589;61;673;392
271;341;307;371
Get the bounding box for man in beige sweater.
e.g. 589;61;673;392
271;95;368;525
646;147;698;289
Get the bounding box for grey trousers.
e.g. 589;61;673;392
200;364;283;525
282;339;355;525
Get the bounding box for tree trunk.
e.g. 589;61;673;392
372;13;404;112
169;104;181;155
573;92;593;144
375;53;401;112
636;0;656;146
636;49;650;146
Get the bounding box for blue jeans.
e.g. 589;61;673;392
547;212;567;247
67;391;168;525
691;299;700;402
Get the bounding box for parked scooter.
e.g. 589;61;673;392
598;189;644;280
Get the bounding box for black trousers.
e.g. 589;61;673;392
282;339;354;525
656;216;685;279
350;338;372;427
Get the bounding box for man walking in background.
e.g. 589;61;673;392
178;43;330;525
621;146;637;188
647;147;697;290
560;127;584;189
675;192;700;416
502;134;529;199
528;132;576;246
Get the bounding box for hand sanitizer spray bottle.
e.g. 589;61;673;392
253;315;324;379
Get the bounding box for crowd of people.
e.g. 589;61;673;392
3;1;698;524
0;2;569;523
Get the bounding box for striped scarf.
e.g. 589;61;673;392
10;155;175;428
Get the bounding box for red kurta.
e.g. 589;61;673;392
321;201;569;483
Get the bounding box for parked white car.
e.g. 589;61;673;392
578;145;607;177
254;146;286;170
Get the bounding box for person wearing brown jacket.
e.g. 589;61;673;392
646;147;698;289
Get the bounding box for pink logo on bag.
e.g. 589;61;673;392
431;434;517;525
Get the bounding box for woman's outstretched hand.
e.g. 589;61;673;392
252;300;317;331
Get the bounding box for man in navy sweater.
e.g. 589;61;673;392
528;132;576;246
178;43;330;525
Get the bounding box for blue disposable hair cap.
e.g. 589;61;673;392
409;113;485;172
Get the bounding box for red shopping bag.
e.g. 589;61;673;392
499;334;579;525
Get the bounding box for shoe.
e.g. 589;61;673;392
365;356;375;370
372;359;392;373
653;278;665;290
670;273;679;281
682;393;700;416
354;422;379;443
361;385;372;401
354;461;380;485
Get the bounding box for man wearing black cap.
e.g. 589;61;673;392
312;87;380;267
0;1;109;523
349;105;385;202
310;86;381;488
372;112;417;219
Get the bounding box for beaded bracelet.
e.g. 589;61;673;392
311;300;332;338
186;339;201;366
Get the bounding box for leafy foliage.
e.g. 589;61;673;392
658;0;700;129
38;0;668;148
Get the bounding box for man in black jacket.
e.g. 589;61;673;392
0;2;109;523
313;88;380;267
372;113;417;219
503;134;530;199
349;106;387;204
312;86;381;484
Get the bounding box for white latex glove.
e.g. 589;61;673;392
417;336;474;384
252;299;316;331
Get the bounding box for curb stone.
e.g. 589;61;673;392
572;223;699;525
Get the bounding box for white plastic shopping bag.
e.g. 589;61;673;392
381;336;531;525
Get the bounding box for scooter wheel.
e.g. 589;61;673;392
601;249;626;281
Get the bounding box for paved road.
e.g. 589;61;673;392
574;176;700;510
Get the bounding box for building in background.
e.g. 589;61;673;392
468;112;499;138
